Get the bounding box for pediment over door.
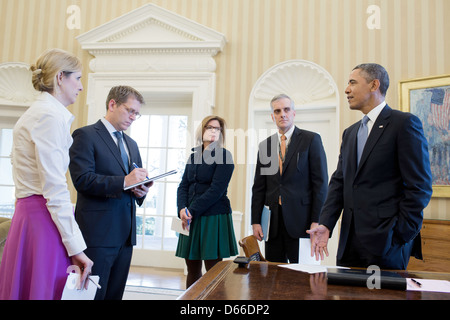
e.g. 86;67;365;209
77;3;226;73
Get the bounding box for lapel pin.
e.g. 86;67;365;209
379;125;384;129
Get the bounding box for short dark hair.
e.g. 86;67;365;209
353;63;390;96
105;86;145;110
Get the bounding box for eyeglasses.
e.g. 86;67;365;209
205;125;222;132
120;104;141;119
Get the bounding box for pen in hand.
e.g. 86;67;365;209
185;207;191;230
132;162;149;180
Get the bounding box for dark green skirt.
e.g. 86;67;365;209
175;213;238;260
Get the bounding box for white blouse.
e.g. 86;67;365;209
11;92;86;257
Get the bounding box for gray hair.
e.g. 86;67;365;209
270;94;295;111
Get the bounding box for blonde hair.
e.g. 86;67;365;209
30;48;82;93
196;115;227;147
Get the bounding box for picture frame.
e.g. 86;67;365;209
399;74;450;198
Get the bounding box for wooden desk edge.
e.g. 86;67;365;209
177;260;450;300
178;261;234;300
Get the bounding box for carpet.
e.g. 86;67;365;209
123;285;185;300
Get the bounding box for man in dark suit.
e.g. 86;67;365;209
69;86;151;299
308;64;433;270
251;94;328;263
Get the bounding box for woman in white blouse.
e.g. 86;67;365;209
0;49;93;300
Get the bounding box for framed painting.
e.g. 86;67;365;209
399;74;450;198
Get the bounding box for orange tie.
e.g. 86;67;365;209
279;134;286;205
279;134;286;175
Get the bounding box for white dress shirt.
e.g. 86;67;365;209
100;117;130;159
276;124;295;149
364;101;386;136
11;92;86;256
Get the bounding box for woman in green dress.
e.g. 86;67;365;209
176;115;238;288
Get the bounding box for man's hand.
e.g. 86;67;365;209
252;224;264;241
124;168;148;187
132;181;152;198
306;224;330;261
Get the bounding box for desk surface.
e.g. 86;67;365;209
178;261;450;300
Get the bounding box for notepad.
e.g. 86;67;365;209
61;273;100;300
406;278;450;293
123;170;177;190
171;217;189;236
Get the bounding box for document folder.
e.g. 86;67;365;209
261;206;271;241
327;268;407;290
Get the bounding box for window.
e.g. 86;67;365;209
0;128;14;218
129;115;188;252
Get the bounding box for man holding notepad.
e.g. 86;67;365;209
69;86;151;299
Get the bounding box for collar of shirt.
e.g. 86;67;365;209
101;117;130;158
277;124;295;145
40;91;75;125
101;117;121;143
364;101;386;135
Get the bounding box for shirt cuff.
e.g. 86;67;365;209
63;231;87;257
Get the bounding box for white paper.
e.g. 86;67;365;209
278;264;349;274
406;278;450;293
61;273;100;300
171;217;189;236
299;238;321;265
279;264;327;274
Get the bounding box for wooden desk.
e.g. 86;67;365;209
178;261;450;300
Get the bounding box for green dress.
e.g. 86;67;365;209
176;213;238;260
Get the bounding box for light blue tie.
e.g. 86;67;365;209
114;131;129;173
357;115;369;166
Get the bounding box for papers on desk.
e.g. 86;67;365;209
279;264;349;274
280;263;450;293
407;278;450;293
61;273;100;300
278;238;346;273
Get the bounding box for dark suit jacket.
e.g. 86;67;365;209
69;120;145;248
251;126;328;239
319;105;433;261
177;145;234;220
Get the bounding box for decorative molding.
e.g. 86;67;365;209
0;62;38;107
77;3;226;73
99;17;204;43
251;60;338;107
78;4;224;130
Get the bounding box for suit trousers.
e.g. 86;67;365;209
337;217;414;270
265;205;299;263
86;242;133;300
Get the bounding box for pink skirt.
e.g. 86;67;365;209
0;195;71;300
